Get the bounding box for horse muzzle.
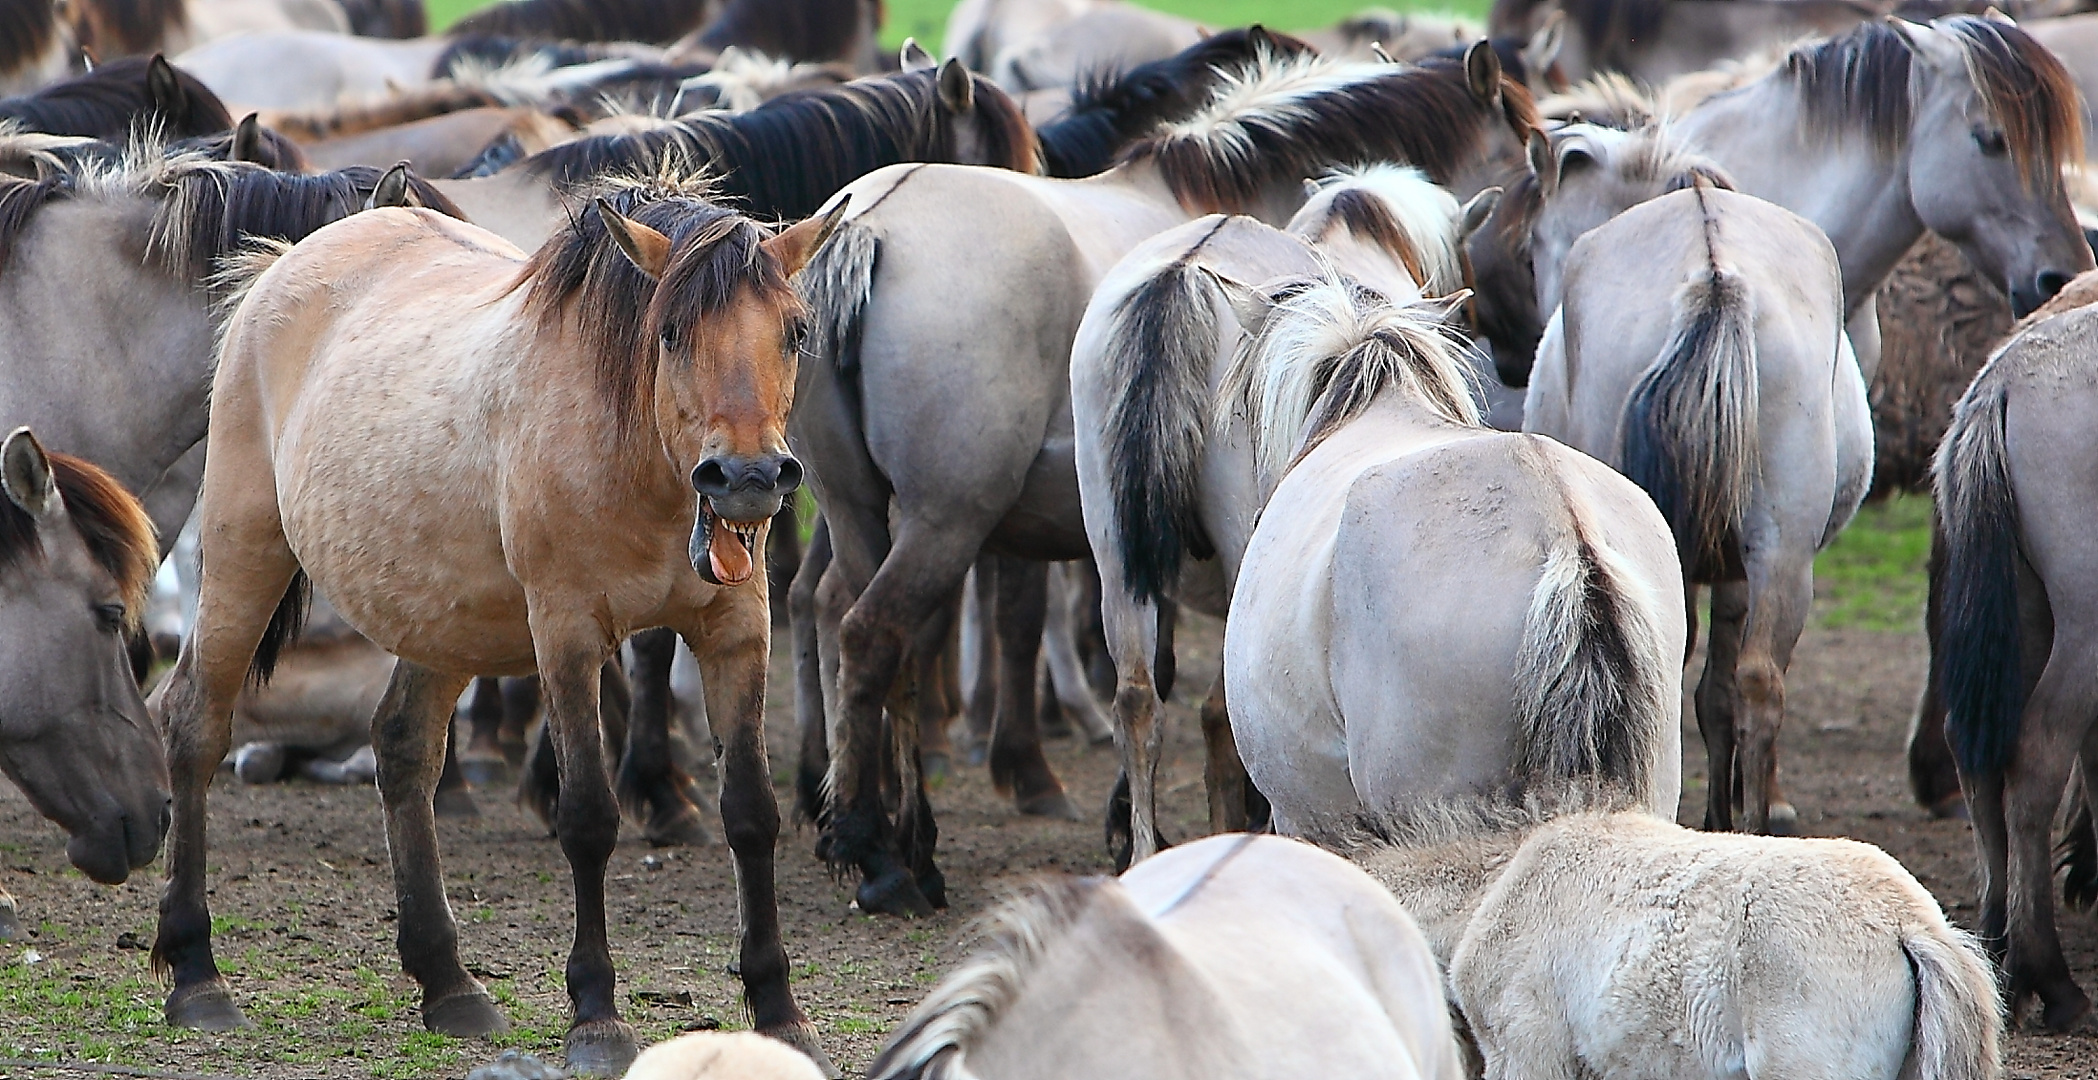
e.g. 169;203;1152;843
2012;269;2076;319
689;453;802;587
66;797;169;885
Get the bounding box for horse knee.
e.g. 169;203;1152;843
717;790;781;857
555;785;620;867
1737;661;1784;718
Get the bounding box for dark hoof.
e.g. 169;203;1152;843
0;900;20;942
1016;789;1082;821
917;866;948;910
1086;729;1116;748
922;752;952;784
1928;793;1970;821
424;989;509;1038
166;982;252;1031
565;1018;639;1077
855;870;934;918
1766;802;1799;836
762;1020;840;1078
459;756;510;788
434;786;481;819
2039;989;2094;1034
644;805;715;848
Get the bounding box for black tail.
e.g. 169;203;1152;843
246;569;310;687
1102;259;1223;606
1932;374;2026;780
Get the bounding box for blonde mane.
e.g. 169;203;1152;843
1292;164;1465;297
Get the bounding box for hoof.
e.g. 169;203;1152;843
1766;802;1799;836
645;805;716;848
425;989;509;1038
166;982;252;1031
922;752;952;784
459;756;510;788
232;742;288;785
855;870;934;918
762;1020;840;1078
1015;789;1082;821
2038;988;2094;1034
917;866;948;910
434;786;481;819
1928;792;1970;821
565;1018;639;1077
0;899;20;942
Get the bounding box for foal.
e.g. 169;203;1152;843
152;173;840;1074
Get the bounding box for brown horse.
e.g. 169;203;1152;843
150;173;841;1075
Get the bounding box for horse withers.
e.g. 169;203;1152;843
0;428;167;929
151;173;842;1075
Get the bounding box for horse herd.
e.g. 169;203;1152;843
0;0;2094;1075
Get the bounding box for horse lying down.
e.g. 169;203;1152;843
1352;800;2001;1080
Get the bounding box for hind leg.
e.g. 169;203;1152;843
988;556;1076;819
1910;528;1967;816
150;492;302;1031
460;678;511;786
957;558;997;767
1043;561;1114;745
1735;554;1813;834
369;660;504;1036
790;517;832;823
1997;644;2096;1031
1199;675;1262;833
619;628;711;847
1695;581;1742;831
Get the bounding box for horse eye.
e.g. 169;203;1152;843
93;603;126;633
785;319;809;352
660;327;680;351
1974;127;2009;157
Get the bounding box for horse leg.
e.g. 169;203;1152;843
1043;561;1114;744
368;660;503;1036
1101;580;1166;866
432;725;479;819
917;622;956;781
681;584;829;1072
525;620;633;1076
988;555;1077;819
1075;558;1117;701
790;518;833;823
498;676;536;764
152;514;301;1031
0;884;19;940
888;618;949;910
460;677;511;786
957;557;996;767
1694;581;1743;832
767;498;802;628
519;698;560;835
1910;529;1965;815
1199;674;1263;833
1998;648;2095;1031
618;628;711;848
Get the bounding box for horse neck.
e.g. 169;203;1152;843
1679;78;1921;309
1106;154;1313;229
1352;830;1525;964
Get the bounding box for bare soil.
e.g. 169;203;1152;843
0;613;2092;1079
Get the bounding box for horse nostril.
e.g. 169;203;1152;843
2037;270;2073;302
774;456;803;494
691;458;732;496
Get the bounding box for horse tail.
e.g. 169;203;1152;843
1932;367;2026;781
1100;257;1223;605
1511;491;1673;802
1618;268;1758;579
247;569;310;687
1898;921;2002;1080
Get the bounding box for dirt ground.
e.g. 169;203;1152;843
0;610;2094;1079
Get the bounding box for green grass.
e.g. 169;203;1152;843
421;0;1494;50
1812;493;1932;633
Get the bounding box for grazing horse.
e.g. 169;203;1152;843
869;833;1467;1080
796;42;1539;914
1352;794;2003;1080
0;430;166;936
1219;274;1682;836
1933;300;2098;1031
1524;184;1867;834
1070;165;1481;861
150;175;841;1075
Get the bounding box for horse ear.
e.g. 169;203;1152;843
1523;10;1566;76
1369;41;1394;63
596;198;672;281
364;162;413;211
899;37;935;72
765;196;850;279
232;113;265;163
2;427;57;520
146;54;183;115
937;58;974;114
1463;40;1502;106
1984;6;2016;25
1202;267;1273;334
1458;187;1502;243
1884;17;1962;75
1526;129;1554;192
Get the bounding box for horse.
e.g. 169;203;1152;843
627;1031;828;1080
681;0;883;73
1932;299;2098;1031
1350;793;2003;1080
868;833;1467;1080
152;173;842;1076
0;55;231;142
1069;165;1485;861
1490;0;1881;86
793;40;1538;914
1214;272;1682;837
445;0;716;44
434;57;1036;251
0;429;166;938
1523;180;1868;834
335;0;424;38
0;0;77;97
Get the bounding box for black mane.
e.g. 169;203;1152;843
691;0;873;66
0;56;231;143
336;0;426;38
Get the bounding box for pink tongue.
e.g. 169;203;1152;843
709;523;753;585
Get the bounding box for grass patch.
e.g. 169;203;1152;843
1812;494;1931;633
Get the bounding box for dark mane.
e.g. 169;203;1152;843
524;67;1036;221
1488;0;1667;45
518;179;793;436
431;34;658;81
1038;27;1317;180
446;0;713;45
0;0;59;80
1122;53;1539;215
1787;19;1916;156
336;0;426;38
0;451;157;622
690;0;873;65
150;160;466;282
0;56;232;142
68;0;186;60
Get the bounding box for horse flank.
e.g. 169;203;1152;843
1124;50;1539;214
0;451;157;625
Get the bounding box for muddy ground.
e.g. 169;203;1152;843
0;610;2093;1079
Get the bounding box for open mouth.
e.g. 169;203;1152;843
693;498;764;587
